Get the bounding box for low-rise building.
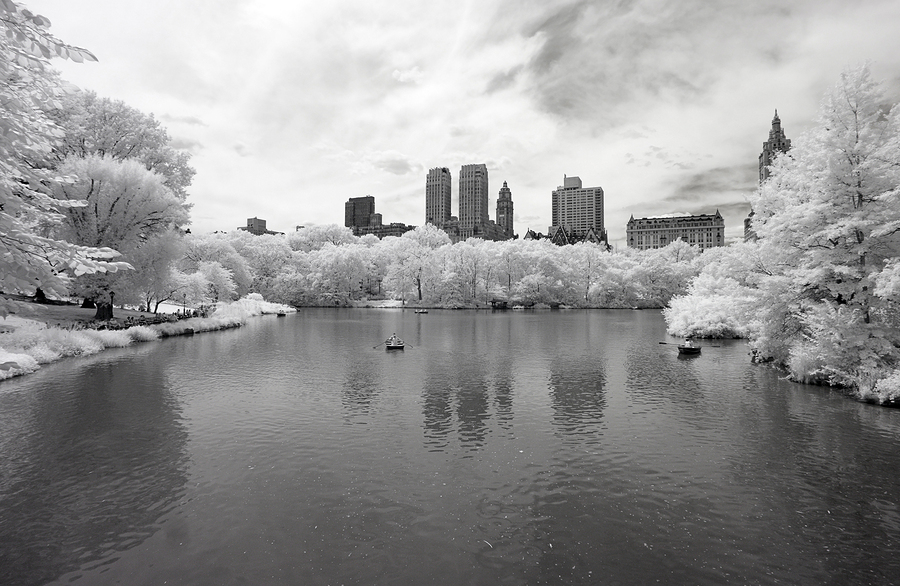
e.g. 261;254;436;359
238;217;282;235
626;211;725;251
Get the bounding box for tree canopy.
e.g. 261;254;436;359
665;64;900;403
1;1;128;315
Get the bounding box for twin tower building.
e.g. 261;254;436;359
426;165;608;246
425;164;514;242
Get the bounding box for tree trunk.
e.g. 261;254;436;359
81;298;96;309
34;288;47;303
94;301;114;321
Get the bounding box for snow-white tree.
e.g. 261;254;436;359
181;232;252;297
286;224;357;252
50;91;195;199
751;64;900;395
0;1;129;315
53;154;189;318
225;231;292;298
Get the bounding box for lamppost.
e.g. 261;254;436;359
182;293;186;316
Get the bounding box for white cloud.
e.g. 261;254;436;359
27;0;900;240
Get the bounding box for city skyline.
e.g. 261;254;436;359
29;0;900;248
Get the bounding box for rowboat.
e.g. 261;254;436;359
385;334;405;350
678;340;701;355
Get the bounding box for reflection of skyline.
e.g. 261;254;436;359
422;351;491;452
0;356;189;586
547;354;607;440
342;354;381;419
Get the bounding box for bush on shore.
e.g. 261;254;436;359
0;295;292;381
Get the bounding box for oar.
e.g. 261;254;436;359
373;341;386;349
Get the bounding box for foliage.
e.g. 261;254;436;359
54;154;189;247
665;64;900;403
49;90;195;199
0;1;128;316
50;154;188;313
235;224;703;310
181;232;252;297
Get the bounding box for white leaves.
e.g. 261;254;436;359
1;0;123;296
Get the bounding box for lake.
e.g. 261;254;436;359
1;308;899;585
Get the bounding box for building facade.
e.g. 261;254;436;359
626;211;725;251
345;196;375;229
353;221;415;239
550;175;604;237
425;167;452;227
459;164;489;240
496;180;514;238
746;110;792;240
758;110;791;184
238;217;281;235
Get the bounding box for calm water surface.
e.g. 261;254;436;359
1;309;899;585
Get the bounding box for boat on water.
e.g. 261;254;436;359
276;312;286;317
677;339;701;355
385;334;405;350
414;309;428;314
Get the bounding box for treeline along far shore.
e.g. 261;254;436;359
2;2;899;404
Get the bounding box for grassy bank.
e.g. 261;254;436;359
0;294;293;381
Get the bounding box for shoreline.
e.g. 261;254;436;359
0;296;293;382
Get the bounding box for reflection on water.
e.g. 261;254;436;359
1;309;900;585
0;347;189;586
547;353;606;439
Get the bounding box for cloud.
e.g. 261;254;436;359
392;66;423;84
161;114;207;126
169;137;204;153
38;0;900;240
368;151;421;176
667;166;758;205
485;65;524;93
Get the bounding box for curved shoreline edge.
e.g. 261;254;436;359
0;298;294;383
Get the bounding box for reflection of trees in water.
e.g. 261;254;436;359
422;352;491;452
547;354;606;439
342;354;380;418
493;353;514;430
723;370;900;584
0;356;189;586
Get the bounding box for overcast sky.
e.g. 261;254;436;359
29;0;900;248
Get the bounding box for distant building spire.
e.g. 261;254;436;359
747;110;792;241
759;109;791;184
496;180;514;237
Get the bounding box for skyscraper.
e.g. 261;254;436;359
550;175;604;236
425;167;452;227
758;110;791;183
747;110;791;240
496;180;514;237
459;163;489;239
345;195;375;228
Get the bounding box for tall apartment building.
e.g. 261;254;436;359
758;110;791;183
459;164;489;239
550;175;604;236
343;195;413;239
425;167;452;227
496;181;514;237
626;211;725;251
746;110;792;240
344;196;375;229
